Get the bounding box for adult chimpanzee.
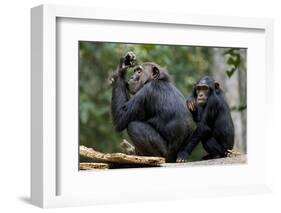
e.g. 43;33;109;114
177;76;234;162
111;52;195;162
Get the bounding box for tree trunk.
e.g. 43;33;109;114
211;48;247;154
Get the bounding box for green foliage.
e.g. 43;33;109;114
224;48;247;112
79;42;245;161
224;48;242;78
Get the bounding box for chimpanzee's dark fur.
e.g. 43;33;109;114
111;52;195;162
177;76;234;161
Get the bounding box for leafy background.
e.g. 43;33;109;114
79;42;247;162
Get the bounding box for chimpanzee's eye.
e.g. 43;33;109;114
134;65;143;74
201;85;209;91
196;85;209;92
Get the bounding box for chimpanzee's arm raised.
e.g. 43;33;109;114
111;52;146;131
111;74;130;130
111;76;147;131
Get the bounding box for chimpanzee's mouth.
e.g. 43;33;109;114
127;81;139;95
197;98;207;106
197;98;206;102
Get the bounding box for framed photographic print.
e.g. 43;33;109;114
31;4;274;208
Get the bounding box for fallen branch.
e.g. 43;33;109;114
80;145;246;170
80;145;165;166
80;162;109;170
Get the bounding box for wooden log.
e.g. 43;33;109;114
80;145;165;166
80;163;109;170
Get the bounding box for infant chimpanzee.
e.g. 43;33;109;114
177;76;234;162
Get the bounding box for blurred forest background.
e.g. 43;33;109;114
79;42;247;162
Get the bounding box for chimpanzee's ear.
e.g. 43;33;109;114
215;81;220;90
152;66;160;79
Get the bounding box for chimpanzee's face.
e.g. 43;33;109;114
127;65;147;94
196;80;210;107
127;63;160;95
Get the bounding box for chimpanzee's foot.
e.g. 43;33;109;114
226;150;241;158
176;151;190;163
120;139;136;155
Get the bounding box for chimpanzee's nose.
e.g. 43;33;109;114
199;93;203;98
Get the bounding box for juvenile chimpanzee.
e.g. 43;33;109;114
111;52;195;162
177;76;234;162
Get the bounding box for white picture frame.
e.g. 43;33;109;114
31;4;274;208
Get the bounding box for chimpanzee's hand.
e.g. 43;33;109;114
111;52;137;82
176;151;190;163
186;97;196;112
123;51;137;67
118;51;137;76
